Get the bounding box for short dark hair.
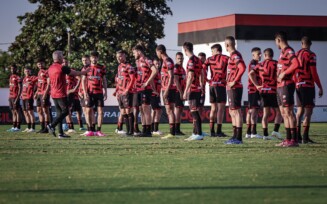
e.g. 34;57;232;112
36;58;45;63
116;50;127;55
198;52;206;58
156;44;166;53
301;36;312;46
176;52;183;57
82;54;90;58
251;47;261;53
264;48;274;58
24;66;32;70
132;44;144;53
225;36;235;44
90;51;99;57
183;42;193;52
153;56;160;62
275;31;288;42
10;64;17;69
211;44;222;52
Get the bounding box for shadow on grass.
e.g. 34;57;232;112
1;185;327;194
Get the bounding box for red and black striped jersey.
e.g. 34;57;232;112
226;51;246;90
117;62;136;94
21;75;38;100
248;59;260;93
174;64;186;93
36;69;49;95
78;66;88;96
9;74;22;99
295;48;322;89
135;56;153;91
161;56;175;91
153;69;161;95
66;68;79;99
186;55;202;93
253;59;278;94
203;54;229;87
277;46;297;87
87;64;106;94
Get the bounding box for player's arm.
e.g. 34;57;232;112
183;71;194;100
142;65;158;88
278;56;299;81
248;69;261;90
228;61;245;88
310;55;323;97
15;82;22;103
82;75;89;99
163;69;174;98
174;74;183;97
102;75;108;101
68;67;90;76
69;76;81;94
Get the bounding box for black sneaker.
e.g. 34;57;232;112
139;133;152;137
58;134;71;139
47;125;56;137
210;132;217;137
39;128;49;134
36;129;43;133
175;131;185;136
216;132;227;137
302;138;316;144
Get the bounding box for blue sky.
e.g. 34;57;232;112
1;0;326;55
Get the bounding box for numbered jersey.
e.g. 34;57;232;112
117;63;136;94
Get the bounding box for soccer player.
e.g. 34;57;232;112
79;55;91;135
34;59;51;133
113;73;126;135
7;64;22;132
245;47;262;139
21;67;38;132
275;31;300;147
198;52;207;120
203;44;229;137
156;44;177;139
132;45;158;137
116;50;136;136
47;50;89;138
249;48;283;140
224;36;246;145
151;57;163;135
183;42;204;141
174;52;186;135
84;51;107;137
295;36;323;144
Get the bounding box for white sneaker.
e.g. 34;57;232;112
152;130;163;135
271;131;283;140
117;130;126;135
133;132;141;136
185;134;204;141
251;134;263;139
66;129;76;134
263;135;274;140
27;128;35;133
245;134;251;139
22;128;29;132
13;127;21;132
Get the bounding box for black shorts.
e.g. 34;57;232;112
150;95;161;110
277;84;295;107
22;99;34;111
132;92;141;107
188;92;201;111
296;87;315;108
71;99;82;112
162;89;176;105
36;94;51;107
248;91;261;109
9;98;21;110
261;93;278;108
86;93;104;108
175;91;184;108
227;88;243;110
118;94;132;109
210;86;227;103
141;89;152;105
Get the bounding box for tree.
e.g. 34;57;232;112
0;50;12;87
9;0;172;87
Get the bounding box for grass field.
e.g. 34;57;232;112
0;123;326;204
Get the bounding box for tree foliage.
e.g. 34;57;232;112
0;51;12;87
9;0;172;87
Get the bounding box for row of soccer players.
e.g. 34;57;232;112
113;32;323;146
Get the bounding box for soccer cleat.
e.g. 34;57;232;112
13;128;21;132
139;133;152;137
271;131;283;140
225;138;243;145
175;131;186;136
263;135;274;140
116;130;127;135
96;131;106;137
79;127;87;131
210;132;217;137
283;139;299;147
152;130;164;136
39;128;49;134
47;125;56;137
302;138;316;144
66;129;76;134
133;131;142;136
58;134;71;139
185;134;204;141
202;132;209;136
22;128;29;132
27;128;35;133
245;134;251;139
216;132;227;137
275;139;290;147
6;127;15;132
251;134;263;139
84;131;95;137
161;134;176;139
80;131;88;136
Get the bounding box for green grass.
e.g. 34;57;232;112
0;123;326;204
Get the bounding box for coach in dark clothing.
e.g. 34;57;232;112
47;50;89;138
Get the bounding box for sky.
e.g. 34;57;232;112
0;0;327;56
